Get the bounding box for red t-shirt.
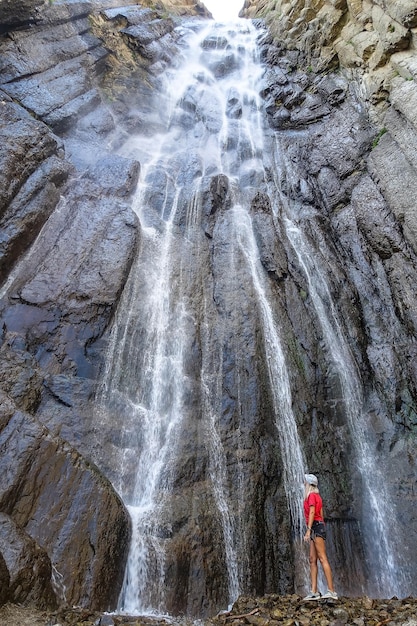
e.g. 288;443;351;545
304;492;324;524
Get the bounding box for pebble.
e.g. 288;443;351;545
2;595;417;625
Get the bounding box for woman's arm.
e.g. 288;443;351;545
304;504;315;542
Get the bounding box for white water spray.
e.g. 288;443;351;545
233;209;306;535
285;219;405;597
98;20;303;614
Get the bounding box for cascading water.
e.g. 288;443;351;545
97;19;307;616
230;207;309;591
283;219;409;598
264;141;410;597
231;207;306;546
95;10;410;618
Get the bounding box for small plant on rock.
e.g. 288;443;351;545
372;127;387;148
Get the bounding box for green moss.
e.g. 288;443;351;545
372;127;387;148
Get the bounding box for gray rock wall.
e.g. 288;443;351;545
0;0;177;612
252;3;417;597
0;0;417;617
239;1;417;253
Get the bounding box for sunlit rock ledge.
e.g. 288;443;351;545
240;0;417;123
240;0;417;279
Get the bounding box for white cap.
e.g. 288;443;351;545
305;473;318;486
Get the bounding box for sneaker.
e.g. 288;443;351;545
302;591;321;601
321;590;338;600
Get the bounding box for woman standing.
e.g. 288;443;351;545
303;473;338;601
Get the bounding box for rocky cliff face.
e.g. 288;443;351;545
237;0;417;599
0;0;209;613
240;0;417;120
0;0;417;618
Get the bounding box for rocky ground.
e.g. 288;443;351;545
1;595;417;626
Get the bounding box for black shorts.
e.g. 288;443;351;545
311;521;326;540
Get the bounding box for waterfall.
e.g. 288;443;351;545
96;18;308;615
200;326;241;604
95;9;411;614
230;207;308;591
259;132;411;598
232;208;305;536
266;179;404;597
283;216;407;597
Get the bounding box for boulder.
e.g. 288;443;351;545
0;513;57;609
0;391;131;610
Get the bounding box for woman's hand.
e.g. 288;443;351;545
304;529;311;543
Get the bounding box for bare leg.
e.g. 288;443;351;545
313;537;335;592
309;539;318;592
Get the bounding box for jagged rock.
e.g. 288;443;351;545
0;0;44;33
1;0;417;618
120;18;177;63
121;18;175;46
0;100;71;284
0;340;43;413
0;391;131;610
0;551;10;607
138;0;211;17
260;59;346;130
0;513;57;610
375;0;417;28
242;0;417;125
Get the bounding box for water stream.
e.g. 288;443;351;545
266;139;408;597
284;219;406;598
233;208;306;537
95;15;407;617
96;19;308;615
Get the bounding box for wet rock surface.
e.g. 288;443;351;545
0;0;417;619
0;512;57;610
0;0;207;613
0;389;131;610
